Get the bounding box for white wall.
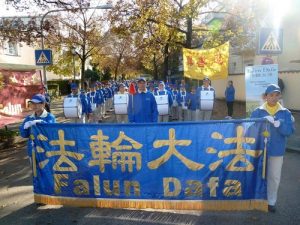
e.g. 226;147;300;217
0;43;35;65
212;72;300;110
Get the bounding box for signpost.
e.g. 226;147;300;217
258;28;283;55
35;49;52;66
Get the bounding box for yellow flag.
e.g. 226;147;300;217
183;42;229;80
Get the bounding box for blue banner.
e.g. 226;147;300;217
31;119;268;211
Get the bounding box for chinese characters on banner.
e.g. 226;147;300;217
32;120;268;211
182;42;229;80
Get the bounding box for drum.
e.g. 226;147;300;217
155;95;169;115
114;94;128;115
63;97;82;118
200;91;214;110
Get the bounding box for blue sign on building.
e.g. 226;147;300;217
35;49;52;66
258;28;283;55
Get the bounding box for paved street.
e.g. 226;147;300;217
1;98;300;225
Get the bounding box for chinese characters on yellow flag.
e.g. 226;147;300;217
183;42;229;80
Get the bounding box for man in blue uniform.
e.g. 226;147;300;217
128;78;158;123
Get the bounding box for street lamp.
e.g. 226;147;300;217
40;4;113;88
71;47;76;83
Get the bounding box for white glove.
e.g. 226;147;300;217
274;120;281;128
23;120;43;129
264;116;274;124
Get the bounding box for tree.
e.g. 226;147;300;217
42;6;107;87
91;32;140;80
109;0;256;80
84;67;100;83
4;0;109;88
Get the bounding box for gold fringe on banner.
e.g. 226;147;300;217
34;194;268;212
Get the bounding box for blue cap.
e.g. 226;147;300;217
137;77;146;83
159;81;165;86
71;83;78;89
265;84;281;94
29;94;46;104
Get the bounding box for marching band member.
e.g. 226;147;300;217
19;94;56;163
114;83;129;123
251;84;295;213
79;89;92;123
105;83;113;112
154;81;173;122
87;84;101;123
67;83;90;123
177;86;189;121
149;84;156;95
96;82;106;120
186;86;199;121
197;77;215;121
128;78;158;123
170;84;179;120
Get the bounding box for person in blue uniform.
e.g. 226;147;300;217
87;84;101;123
128;78;158;123
67;83;91;123
250;84;295;213
225;80;235;119
177;86;188;121
96;82;105;121
186;86;199;121
19;94;56;162
154;81;173;122
170;84;179;120
196;77;215;121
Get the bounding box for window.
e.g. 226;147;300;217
4;41;18;56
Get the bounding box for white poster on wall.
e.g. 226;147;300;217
245;64;278;116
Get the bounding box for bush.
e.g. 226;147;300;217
0;128;19;141
0;128;19;148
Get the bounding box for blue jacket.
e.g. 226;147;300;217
105;88;113;99
19;110;56;157
250;103;295;156
87;91;102;107
67;93;92;114
186;93;199;111
171;90;179;104
154;90;173;107
177;91;187;107
225;86;235;102
97;89;105;104
128;92;158;123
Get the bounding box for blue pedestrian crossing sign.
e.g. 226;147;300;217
258;28;283;55
35;49;52;66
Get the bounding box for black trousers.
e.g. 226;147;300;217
226;101;234;117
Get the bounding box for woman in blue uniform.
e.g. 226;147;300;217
251;84;295;213
19;94;56;162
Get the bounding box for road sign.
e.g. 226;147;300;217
258;28;283;55
35;49;52;66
